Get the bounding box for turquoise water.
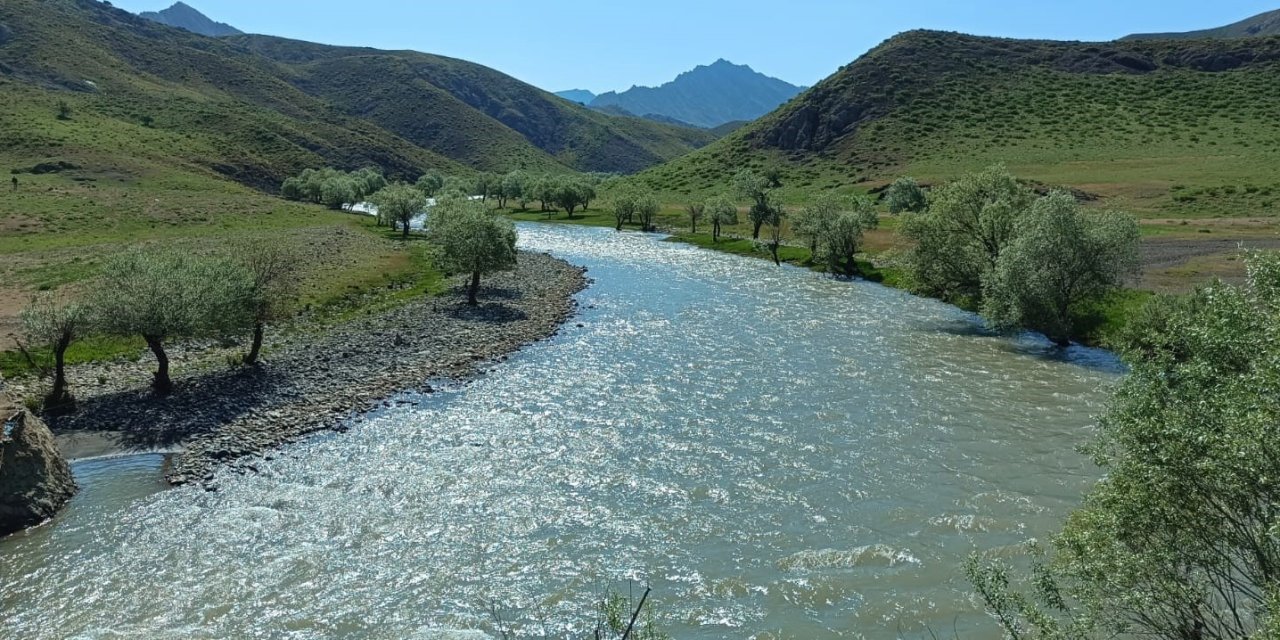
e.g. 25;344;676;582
0;225;1119;638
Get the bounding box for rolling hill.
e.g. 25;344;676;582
590;59;805;128
638;30;1280;219
1123;8;1280;40
230;35;716;174
139;2;241;37
0;0;713;194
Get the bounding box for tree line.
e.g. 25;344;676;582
17;191;518;408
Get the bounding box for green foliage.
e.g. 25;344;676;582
970;252;1280;637
704;195;739;241
902;165;1035;301
281;167;384;211
634;192;660;232
91;250;255;391
369;182;428;236
813;196;880;276
982;192;1140;345
415;171;445;197
885;176;928;213
16;291;88;406
428;196;518;304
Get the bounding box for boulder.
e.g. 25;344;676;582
0;399;77;537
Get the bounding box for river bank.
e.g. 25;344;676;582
10;251;586;485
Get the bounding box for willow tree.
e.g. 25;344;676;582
610;190;637;231
17;292;89;409
237;243;297;366
429;196;518;305
969;251;1280;638
981;192;1140;346
814;197;878;277
416;171;445;197
884;176;928;214
705;196;738;243
901;165;1035;302
733;169;773;239
370;182;428;237
93;251;254;393
634;192;660;232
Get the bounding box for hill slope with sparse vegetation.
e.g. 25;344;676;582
1123;8;1280;40
638;30;1280;219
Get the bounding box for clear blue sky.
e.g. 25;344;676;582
108;1;1279;92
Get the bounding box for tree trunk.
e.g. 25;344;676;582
144;334;172;394
713;222;720;243
245;322;265;366
48;334;71;408
771;244;781;266
615;218;624;231
691;218;697;234
402;222;410;238
467;270;481;306
752;220;763;240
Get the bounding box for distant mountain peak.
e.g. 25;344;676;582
589;60;803;128
139;2;242;37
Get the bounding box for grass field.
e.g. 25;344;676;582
0;165;446;375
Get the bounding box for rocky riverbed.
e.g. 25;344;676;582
18;252;587;485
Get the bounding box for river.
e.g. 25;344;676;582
0;224;1120;638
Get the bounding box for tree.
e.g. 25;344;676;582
815;197;879;277
792;193;842;255
370;182;428;238
320;176;357;211
748;197;782;247
16;292;88;409
499;171;525;210
474;172;498;204
981;192;1140;346
610;190;637;231
236;243;297;366
280;177;304;201
705;196;738;243
884;176;928;214
900;165;1035;302
93;251;253;394
578;182;597;212
634;192;660;232
416;171;445;198
969;251;1280;638
429;196;518;305
554;180;588;218
733;169;773;239
529;175;558;213
762;202;786;266
686;203;705;233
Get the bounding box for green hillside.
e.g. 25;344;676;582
0;0;471;190
230;35;716;175
0;0;711;188
1123;8;1280;40
638;30;1280;218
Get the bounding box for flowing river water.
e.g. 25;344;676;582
0;224;1121;638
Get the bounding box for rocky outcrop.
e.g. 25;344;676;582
0;398;77;537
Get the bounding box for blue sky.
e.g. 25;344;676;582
109;1;1279;92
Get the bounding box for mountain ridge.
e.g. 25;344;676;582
590;59;804;128
139;1;242;37
1123;8;1280;40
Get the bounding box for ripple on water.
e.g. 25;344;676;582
0;225;1121;639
